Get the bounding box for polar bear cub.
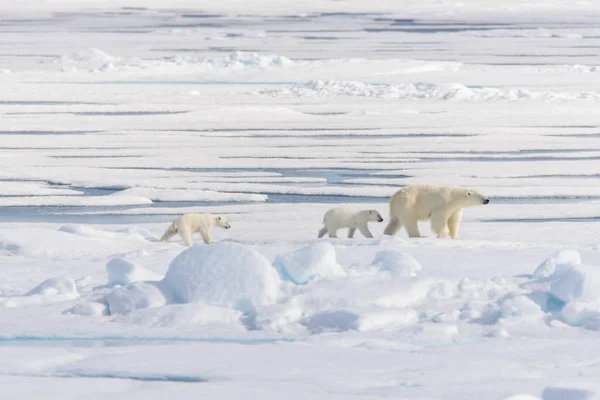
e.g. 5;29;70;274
383;184;489;239
160;213;231;246
318;207;384;239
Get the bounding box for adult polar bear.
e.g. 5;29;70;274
383;184;489;239
160;213;231;246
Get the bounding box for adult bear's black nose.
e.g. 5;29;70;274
378;217;384;222
483;198;490;204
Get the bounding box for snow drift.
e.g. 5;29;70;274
162;242;281;313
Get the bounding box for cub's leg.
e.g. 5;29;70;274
347;228;356;238
358;226;374;238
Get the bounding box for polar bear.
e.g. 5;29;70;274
383;184;489;239
160;213;231;246
318;207;384;239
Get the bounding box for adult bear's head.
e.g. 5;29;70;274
464;188;490;206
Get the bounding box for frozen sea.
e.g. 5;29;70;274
2;1;600;399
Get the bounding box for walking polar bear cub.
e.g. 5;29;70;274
318;207;384;238
383;184;489;239
160;213;231;246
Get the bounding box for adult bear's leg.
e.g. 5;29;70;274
383;217;402;235
447;209;463;239
430;211;448;238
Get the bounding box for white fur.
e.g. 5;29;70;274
160;213;231;246
318;207;384;239
383;184;489;239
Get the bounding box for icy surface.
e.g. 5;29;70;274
3;1;600;399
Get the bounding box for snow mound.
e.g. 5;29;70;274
542;387;595;400
273;242;345;285
196;51;294;70
533;249;581;279
162;242;281;313
106;258;163;286
25;277;78;297
499;294;545;322
259;80;600;102
104;282;167;315
549;264;600;303
61;48;116;71
560;301;600;327
0;239;21;256
2;276;80;308
69;302;108;316
63;48;114;63
371;250;422;277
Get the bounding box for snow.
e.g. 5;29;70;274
259;80;597;102
499;295;545;322
549;264;600;304
162;242;281;313
104;282;167;315
25;277;78;297
69;301;108;316
273;242;345;285
560;301;600;328
105;258;163;285
3;1;600;398
533;249;582;279
371;250;422;278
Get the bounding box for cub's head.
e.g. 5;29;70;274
215;215;231;229
367;210;384;223
463;188;490;207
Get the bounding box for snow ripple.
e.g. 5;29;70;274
258;80;600;102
